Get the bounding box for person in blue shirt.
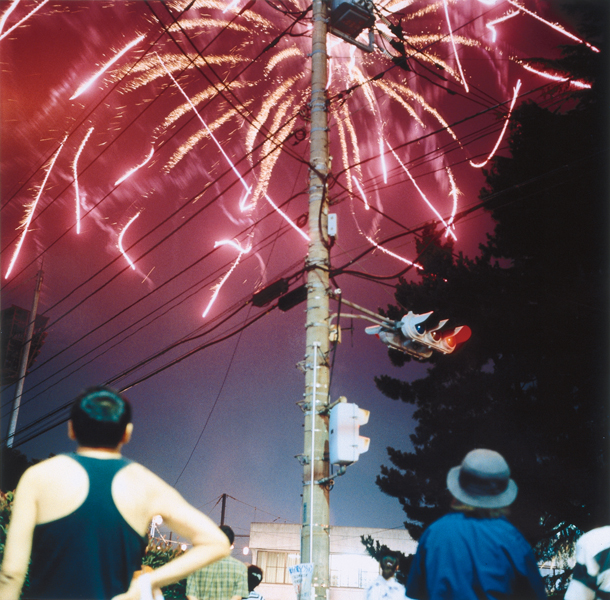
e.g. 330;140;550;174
405;448;546;600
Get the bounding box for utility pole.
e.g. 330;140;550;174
301;0;331;599
7;268;44;448
220;493;227;526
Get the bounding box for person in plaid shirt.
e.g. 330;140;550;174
187;526;249;600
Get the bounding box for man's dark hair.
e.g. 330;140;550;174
248;565;263;592
220;525;235;546
70;386;132;449
380;552;399;565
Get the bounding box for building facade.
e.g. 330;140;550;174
248;522;416;600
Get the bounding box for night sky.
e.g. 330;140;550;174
0;0;594;552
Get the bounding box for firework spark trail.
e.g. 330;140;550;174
365;235;423;270
443;0;469;92
387;143;457;241
70;34;146;100
118;212;141;270
347;63;389;183
0;0;49;41
0;0;20;37
202;239;252;318
245;75;304;159
352;176;370;211
5;137;67;280
156;53;252;198
166;104;250;174
485;11;519;42
246;96;298;210
507;0;600;52
73;127;94;234
374;79;460;143
470;79;521;168
264;195;309;241
115;147;155;185
335;104;368;237
519;63;591;89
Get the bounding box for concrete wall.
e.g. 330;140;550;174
256;583;368;600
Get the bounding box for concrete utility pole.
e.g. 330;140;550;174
7;268;44;448
301;1;331;599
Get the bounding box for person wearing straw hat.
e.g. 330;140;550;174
405;448;546;600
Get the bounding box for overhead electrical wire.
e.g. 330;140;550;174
5;299;280;448
7;96;529;395
2;1;592;449
7;79;568;398
3;96;564;424
1;190;310;414
7;142;600;446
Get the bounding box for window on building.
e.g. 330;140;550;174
330;554;379;589
257;551;300;584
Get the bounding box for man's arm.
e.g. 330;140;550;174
112;473;229;600
0;468;39;600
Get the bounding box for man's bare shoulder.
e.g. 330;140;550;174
121;461;173;488
19;454;77;483
119;461;183;504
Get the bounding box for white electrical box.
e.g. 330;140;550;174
328;213;338;237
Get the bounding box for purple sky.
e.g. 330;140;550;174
0;0;592;550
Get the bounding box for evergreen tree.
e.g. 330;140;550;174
373;3;609;555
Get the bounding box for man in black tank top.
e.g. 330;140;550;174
0;386;231;600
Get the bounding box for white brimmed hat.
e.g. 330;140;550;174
446;449;518;509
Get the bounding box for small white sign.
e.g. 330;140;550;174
288;562;315;600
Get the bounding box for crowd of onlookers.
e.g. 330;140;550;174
0;386;606;600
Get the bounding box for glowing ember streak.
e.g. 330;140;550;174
445;167;459;236
118;212;141;270
443;0;469;92
365;236;423;270
352;176;370;210
379;138;388;184
387;143;457;241
520;63;591;89
470;79;521;168
0;0;49;41
5;136;66;279
486;11;519;42
115;146;154;185
264;195;309;241
156;53;252;198
70;34;145;100
73;127;94;234
223;0;241;13
508;1;599;52
142;266;155;284
202;240;252;319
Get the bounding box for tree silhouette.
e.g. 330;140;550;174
373;3;609;556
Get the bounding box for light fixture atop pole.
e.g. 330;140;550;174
329;0;376;52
